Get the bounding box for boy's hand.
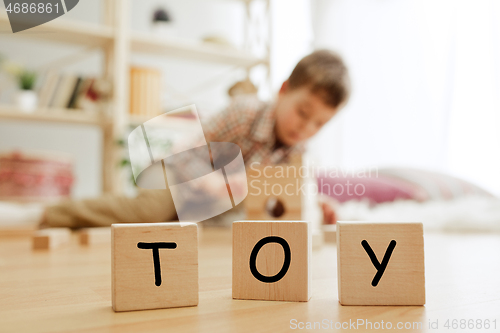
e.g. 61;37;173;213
189;171;247;199
38;209;49;229
319;194;338;225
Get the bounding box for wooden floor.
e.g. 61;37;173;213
1;228;500;332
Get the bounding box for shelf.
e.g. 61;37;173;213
0;13;114;47
0;0;270;196
0;13;264;66
130;32;265;67
0;105;107;126
128;113;197;128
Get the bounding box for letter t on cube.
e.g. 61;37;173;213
112;222;198;312
232;221;311;302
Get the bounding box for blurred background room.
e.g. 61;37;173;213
0;0;499;232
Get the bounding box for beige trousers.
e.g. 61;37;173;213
44;189;177;228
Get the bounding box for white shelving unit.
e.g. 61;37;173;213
0;0;270;194
0;105;106;126
130;32;265;67
0;12;114;47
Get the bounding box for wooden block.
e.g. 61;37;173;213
232;221;311;302
245;162;302;220
112;222;198;312
322;224;337;243
32;228;71;250
337;221;425;305
79;227;111;246
312;229;323;250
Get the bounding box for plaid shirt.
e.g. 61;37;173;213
163;97;303;186
202;97;304;166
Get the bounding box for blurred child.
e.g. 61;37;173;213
35;49;350;227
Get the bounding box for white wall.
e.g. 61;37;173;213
270;0;314;91
309;0;449;171
309;0;500;195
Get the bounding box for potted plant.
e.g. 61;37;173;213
15;69;38;113
1;59;38;113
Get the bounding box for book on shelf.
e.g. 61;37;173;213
129;66;162;119
37;70;59;108
66;77;83;109
36;71;110;112
50;75;79;109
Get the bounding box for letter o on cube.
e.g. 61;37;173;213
232;221;311;302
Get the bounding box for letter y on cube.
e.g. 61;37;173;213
337;221;425;305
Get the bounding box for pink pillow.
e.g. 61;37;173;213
317;168;493;203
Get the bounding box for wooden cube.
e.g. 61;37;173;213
322;224;337;243
312;229;324;250
32;228;71;250
79;227;111;246
245;160;302;221
337;221;425;305
112;222;198;312
232;221;311;302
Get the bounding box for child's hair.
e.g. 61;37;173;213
287;49;350;108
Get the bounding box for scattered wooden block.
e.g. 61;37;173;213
337;221;425;305
79;227;111;246
112;222;198;312
32;228;71;250
245;160;303;220
312;229;323;250
232;220;311;302
322;224;337;243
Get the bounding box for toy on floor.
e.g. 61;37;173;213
232;220;311;302
111;222;198;312
244;156;323;248
336;221;425;305
79;227;111;246
32;227;71;250
108;220;425;311
245;160;303;221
